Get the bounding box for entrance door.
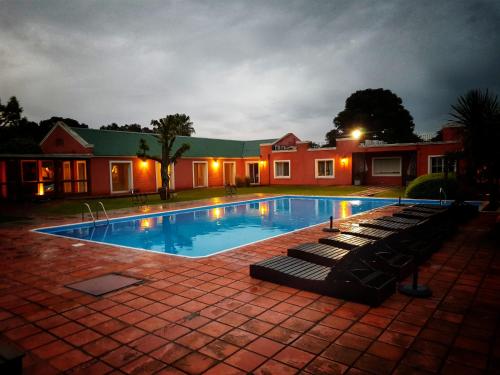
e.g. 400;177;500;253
247;162;259;184
63;161;72;192
193;162;208;188
223;162;236;186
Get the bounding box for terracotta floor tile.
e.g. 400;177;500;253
308;324;342;341
118;310;150;324
199;306;228;320
199;339;239;360
254;359;298;375
179;314;210;329
271;302;303;315
150;342;191;364
176;331;214;350
221;328;258;347
173;351;217;374
411;338;448;358
130;333;169;353
121;355;166;374
378;330;415;349
235;303;266;317
359;313;392;329
198;320;233;337
239;318;274;335
102;304;134;318
217;311;250;327
354;353;396;375
321;315;354;330
111;326;148;344
93;319;128;335
102;345;142;368
77;312;112;327
402;350;443;372
202;362;245;375
18;331;56;350
388;320;422;337
155;323;191;341
304;356;348;375
280;316;315;333
71;360;113;375
49;349;92;372
65;328;102;346
367;341;405;361
159;308;190;322
32;340;73;359
321;343;362;366
274;346;315;369
349;322;383;339
246;337;285;357
257;309;289;324
82;336;121;357
292;334;330;354
141;302;171;315
124;297;154;309
335;332;373;351
264;326;300;344
225;348;267;372
136;316;169;332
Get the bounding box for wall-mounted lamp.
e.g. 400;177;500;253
212;159;219;170
140;160;149;169
340;156;349;167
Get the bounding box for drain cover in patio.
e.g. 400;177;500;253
66;273;143;296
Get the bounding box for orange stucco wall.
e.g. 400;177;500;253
172;158;260;190
88;158;157;195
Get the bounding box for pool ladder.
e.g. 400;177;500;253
82;202;110;226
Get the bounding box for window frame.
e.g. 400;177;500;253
315;158;335;179
371;157;402;177
428;155;457;174
109;160;133;194
273;160;291;179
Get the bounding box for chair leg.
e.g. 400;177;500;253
398;267;432;298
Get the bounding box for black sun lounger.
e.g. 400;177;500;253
249;255;395;306
376;216;422;225
340;226;397;241
318;233;413;279
359;219;416;232
290;241;413;280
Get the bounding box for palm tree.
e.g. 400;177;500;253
138;114;195;200
450;89;500;207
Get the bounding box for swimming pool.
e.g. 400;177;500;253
34;196;438;258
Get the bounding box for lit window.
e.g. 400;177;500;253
274;161;290;178
372;157;401;176
316;159;335;178
110;161;132;193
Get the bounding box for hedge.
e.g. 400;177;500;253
405;173;458;200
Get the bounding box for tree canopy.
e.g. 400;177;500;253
326;88;420;145
137;114;195;199
450;89;500;206
100;123;153;133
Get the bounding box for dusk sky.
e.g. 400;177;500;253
1;0;499;142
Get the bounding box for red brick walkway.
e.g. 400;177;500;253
0;198;498;374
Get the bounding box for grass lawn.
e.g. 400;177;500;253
2;185;406;218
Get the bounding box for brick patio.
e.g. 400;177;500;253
0;196;498;374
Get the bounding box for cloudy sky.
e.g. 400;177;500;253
1;0;499;142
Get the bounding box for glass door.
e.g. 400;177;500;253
193;162;207;188
223;162;236;186
247;162;259;184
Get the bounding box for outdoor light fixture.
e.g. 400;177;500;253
351;129;362;140
340;157;349;167
212;159;219;169
140;160;148;169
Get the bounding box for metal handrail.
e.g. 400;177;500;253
82;203;96;226
98;201;110;225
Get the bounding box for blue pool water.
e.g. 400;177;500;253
36;196;415;258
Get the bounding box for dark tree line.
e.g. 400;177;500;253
0;96;154;153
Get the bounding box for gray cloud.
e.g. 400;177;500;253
1;0;499;142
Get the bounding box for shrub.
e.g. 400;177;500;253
405;173;458;199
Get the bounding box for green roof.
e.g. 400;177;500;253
72;127;275;158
